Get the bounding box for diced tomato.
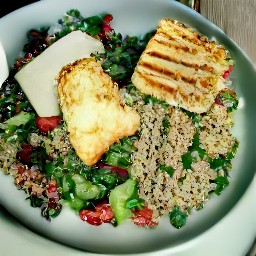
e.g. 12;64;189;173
47;185;57;193
133;208;158;228
79;209;103;226
17;144;33;163
99;14;113;40
79;201;114;226
133;216;148;227
47;184;59;199
95;203;114;223
36;116;62;133
97;163;128;178
215;95;223;106
222;65;234;79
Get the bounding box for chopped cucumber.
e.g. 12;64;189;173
75;181;101;200
68;196;85;211
109;179;137;225
71;174;86;184
62;175;75;193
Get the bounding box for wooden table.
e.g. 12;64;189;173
201;0;256;64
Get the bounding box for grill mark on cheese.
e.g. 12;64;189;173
136;70;176;95
140;61;197;85
131;18;230;113
159;19;221;53
151;38;215;73
136;70;201;104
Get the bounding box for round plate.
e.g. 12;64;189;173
0;0;255;254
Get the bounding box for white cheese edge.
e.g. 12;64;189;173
14;30;104;117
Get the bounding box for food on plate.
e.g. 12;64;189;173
14;31;104;117
57;57;140;166
132;18;232;113
0;9;239;229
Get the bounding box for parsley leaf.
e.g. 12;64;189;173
169;206;188;229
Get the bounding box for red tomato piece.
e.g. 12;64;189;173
100;14;113;40
133;216;148;227
95;203;114;223
79;209;103;226
36;116;62;133
133;208;158;228
222;65;234;79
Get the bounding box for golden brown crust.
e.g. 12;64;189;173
57;57;140;166
132;18;231;113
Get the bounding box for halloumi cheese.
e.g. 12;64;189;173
57;57;140;166
132;18;231;113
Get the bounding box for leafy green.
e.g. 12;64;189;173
182;132;206;169
48;207;62;218
126;198;145;210
143;94;169;108
91;168;121;197
96;31;154;86
0;77;34;122
102;136;138;169
169;206;188;229
0;111;32;128
0;112;36;142
218;90;238;113
162;116;171;136
183;110;202;127
209;157;232;172
52;9;104;39
158;163;174;177
209;140;239;172
213;176;229;195
28;195;45;208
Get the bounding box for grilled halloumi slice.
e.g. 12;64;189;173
132;18;231;113
57;57;140;166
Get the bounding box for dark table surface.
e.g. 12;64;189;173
0;1;40;17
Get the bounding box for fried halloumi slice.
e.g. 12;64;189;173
57;57;140;166
132;18;231;113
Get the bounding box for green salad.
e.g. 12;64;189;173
0;9;239;229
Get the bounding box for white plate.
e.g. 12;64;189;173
0;178;254;256
0;0;255;255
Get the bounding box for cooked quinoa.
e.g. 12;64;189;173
28;126;71;161
199;103;236;159
129;101;234;221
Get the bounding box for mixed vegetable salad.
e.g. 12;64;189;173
0;9;239;229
